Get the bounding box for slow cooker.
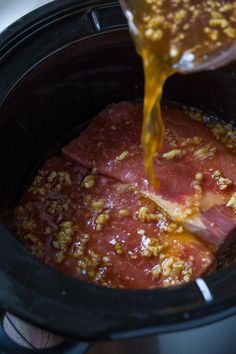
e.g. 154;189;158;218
1;1;236;353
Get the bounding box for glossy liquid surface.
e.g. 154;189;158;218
123;0;236;185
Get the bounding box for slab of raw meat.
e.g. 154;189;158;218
63;102;236;252
15;157;215;289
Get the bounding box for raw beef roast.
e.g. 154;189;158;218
63;102;236;253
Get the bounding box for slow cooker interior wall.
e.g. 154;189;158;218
0;31;143;210
0;29;236;213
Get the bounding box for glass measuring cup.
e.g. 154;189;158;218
120;0;236;73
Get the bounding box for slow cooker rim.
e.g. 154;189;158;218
0;0;117;55
0;0;236;340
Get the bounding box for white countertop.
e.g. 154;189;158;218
0;0;54;33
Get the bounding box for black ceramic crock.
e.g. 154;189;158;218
1;1;236;353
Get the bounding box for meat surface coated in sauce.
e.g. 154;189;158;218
15;102;236;288
122;0;236;185
63;102;236;253
15;156;215;289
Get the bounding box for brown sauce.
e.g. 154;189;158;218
123;0;236;186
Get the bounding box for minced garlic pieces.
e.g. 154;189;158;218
72;234;90;258
47;171;57;183
211;122;236;153
152;255;194;286
227;192;236;212
181;136;202;147
194;144;216;161
195;172;203;181
91;199;105;212
213;170;232;190
115;150;129;161
224;27;236;38
213;169;221;177
58;171;72;185
141;236;167;257
191;172;204;194
95;213;110;231
115;243;123;255
165;223;183;234
29;169;72;196
141;0;236;52
218;177;232;190
163;149;183;160
82;175;95;189
52;221;75;251
77;249;101;279
24;233;39;243
136;206;164;222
